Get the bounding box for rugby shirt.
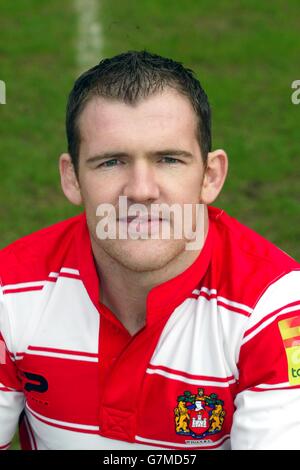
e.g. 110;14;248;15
0;206;300;450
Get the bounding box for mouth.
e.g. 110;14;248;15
118;216;164;223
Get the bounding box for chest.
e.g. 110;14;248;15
14;282;244;448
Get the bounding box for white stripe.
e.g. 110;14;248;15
146;368;236;387
0;382;19;391
192;287;253;314
2;280;46;292
241;271;300;341
60;268;80;275
193;287;217;295
252;382;292;390
242;304;300;345
9;354;24;362
26;350;98;362
135;433;230;448
74;0;102;73
1;268;79;291
192;288;201;295
14;355;24;361
200;287;217;294
26;402;99;431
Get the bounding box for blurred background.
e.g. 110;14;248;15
0;0;299;450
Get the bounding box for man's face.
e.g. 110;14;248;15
76;87;207;272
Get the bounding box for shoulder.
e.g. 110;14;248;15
208;206;300;308
0;213;85;286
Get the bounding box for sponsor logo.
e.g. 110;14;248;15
174;387;225;440
278;315;300;385
20;371;49;393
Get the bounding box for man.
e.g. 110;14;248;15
0;50;300;450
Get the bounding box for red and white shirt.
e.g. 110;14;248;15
1;206;300;450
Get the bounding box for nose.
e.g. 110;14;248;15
122;160;160;203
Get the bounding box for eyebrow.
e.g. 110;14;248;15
86;149;194;164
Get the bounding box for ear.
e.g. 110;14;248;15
200;149;228;205
59;153;82;206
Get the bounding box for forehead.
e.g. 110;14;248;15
77;88;199;155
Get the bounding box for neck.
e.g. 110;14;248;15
91;210;209;335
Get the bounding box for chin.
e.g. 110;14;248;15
102;238;185;273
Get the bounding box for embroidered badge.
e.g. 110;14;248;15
278;315;300;385
174;388;225;439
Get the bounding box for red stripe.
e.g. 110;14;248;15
59;273;81;280
3;285;44;295
244;301;300;338
216;300;250;317
2;273;81;295
0;387;16;392
0;442;11;450
27;345;98;357
27;407;99;435
192;291;251;317
147;364;236;383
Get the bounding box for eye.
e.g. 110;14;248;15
160;156;182;164
97;159;122;168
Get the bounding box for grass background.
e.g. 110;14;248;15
0;0;299;450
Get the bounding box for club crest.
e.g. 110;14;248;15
174;388;225;439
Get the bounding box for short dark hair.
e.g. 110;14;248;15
66;50;212;173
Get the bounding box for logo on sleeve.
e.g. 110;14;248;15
174;387;225;439
278;316;300;385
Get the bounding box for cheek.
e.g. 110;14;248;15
79;175;118;208
170;173;203;203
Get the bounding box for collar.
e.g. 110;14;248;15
77;208;215;327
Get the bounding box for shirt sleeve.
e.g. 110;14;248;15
0;287;25;450
231;270;300;449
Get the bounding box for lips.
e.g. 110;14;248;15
118;216;163;223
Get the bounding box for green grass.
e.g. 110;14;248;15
1;0;299;257
99;0;300;259
10;433;20;450
0;0;300;450
0;0;80;247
